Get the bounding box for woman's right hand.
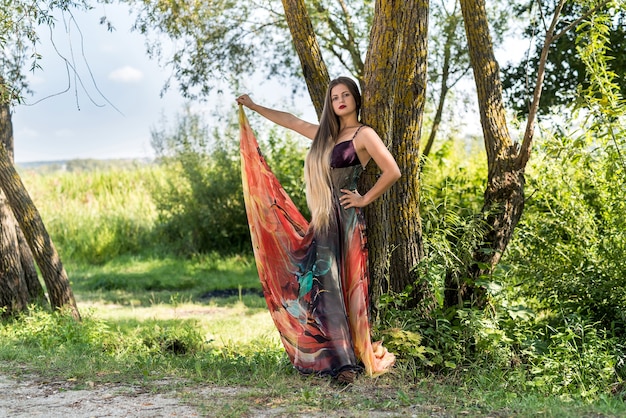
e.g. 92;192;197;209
236;94;256;109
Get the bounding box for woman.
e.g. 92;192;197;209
237;77;399;383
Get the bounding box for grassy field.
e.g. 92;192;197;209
2;165;625;416
2;254;625;417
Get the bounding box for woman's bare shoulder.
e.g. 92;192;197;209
355;125;383;145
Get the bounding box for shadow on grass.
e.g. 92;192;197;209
65;254;264;307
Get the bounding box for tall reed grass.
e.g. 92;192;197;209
20;164;163;264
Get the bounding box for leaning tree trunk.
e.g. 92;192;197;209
0;191;29;316
17;228;46;304
281;0;330;116
445;0;525;308
0;98;45;315
0;140;80;320
362;0;433;315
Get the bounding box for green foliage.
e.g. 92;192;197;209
378;139;504;370
150;110;249;254
576;3;626;118
502;2;626;116
21;115;307;261
502;122;626;332
1;307;111;352
378;277;623;401
416;137;489;307
263;125;309;219
378;291;512;373
376;129;624;400
150;107;307;256
420;137;487;215
505;314;619;400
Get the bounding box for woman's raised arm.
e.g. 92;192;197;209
237;94;318;140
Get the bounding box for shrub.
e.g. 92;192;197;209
150;107;307;256
501;125;626;333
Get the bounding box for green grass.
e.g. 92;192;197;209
21;165;161;264
65;253;263;306
2;254;626;417
4;163;625;416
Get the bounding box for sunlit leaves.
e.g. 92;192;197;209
120;1;378;99
576;3;626;119
502;1;626;116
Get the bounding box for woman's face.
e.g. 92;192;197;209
330;84;357;117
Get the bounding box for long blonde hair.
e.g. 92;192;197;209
304;77;362;231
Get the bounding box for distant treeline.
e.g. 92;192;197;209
17;158;154;174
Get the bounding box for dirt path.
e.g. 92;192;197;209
0;374;203;417
0;373;434;417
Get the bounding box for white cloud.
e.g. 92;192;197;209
108;66;144;83
15;127;39;139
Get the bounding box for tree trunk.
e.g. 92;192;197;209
0;97;44;315
446;0;525;307
0;140;80;319
362;0;432;315
281;0;330;116
0;191;28;316
18;227;47;305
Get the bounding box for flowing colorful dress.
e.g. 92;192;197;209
239;107;395;377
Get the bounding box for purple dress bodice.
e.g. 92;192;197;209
331;140;361;168
331;125;365;168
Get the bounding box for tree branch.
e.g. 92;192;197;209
552;0;613;42
517;0;614;169
517;0;566;169
281;0;330;116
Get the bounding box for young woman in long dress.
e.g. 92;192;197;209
237;77;400;383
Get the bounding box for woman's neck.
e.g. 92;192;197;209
339;116;360;131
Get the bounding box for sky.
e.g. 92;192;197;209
11;3;233;163
12;3;321;164
11;4;180;163
11;3;526;164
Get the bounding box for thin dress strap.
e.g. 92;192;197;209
351;124;366;141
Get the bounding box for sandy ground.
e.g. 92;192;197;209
0;373;434;418
0;374;203;417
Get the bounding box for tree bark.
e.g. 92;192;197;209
0;96;42;315
281;0;330;117
18;227;46;304
0;140;80;319
446;0;525;307
362;0;432;315
0;191;28;316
